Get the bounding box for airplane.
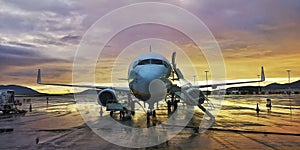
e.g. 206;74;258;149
37;51;265;123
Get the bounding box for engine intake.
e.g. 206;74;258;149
182;87;206;105
97;89;117;106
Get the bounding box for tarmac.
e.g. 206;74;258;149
0;94;299;149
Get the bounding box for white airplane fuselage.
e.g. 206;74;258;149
128;52;172;103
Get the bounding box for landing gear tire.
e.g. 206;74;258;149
131;111;135;116
110;111;113;117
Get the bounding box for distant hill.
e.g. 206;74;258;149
264;80;300;90
226;80;300;94
0;85;41;96
227;80;300;91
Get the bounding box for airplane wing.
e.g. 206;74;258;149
37;69;130;92
193;66;265;89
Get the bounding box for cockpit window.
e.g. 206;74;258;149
135;59;169;68
151;59;163;65
137;59;151;65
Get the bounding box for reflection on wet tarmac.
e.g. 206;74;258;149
0;95;299;149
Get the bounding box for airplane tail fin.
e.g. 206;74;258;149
261;66;265;81
37;69;41;84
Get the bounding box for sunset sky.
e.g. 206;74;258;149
1;0;300;93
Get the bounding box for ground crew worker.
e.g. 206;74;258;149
256;103;260;116
99;107;103;117
36;137;39;144
173;100;179;111
266;98;272;111
151;110;158;126
146;110;151;127
29;103;32;112
167;100;171;113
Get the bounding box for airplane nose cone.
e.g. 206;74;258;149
137;65;165;81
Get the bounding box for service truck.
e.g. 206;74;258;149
0;89;16;114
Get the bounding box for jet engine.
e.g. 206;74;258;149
181;87;206;106
97;89;117;106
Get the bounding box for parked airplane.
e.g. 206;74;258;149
37;51;265;122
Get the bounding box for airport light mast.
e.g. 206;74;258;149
287;69;292;115
205;70;209;96
193;75;196;85
257;75;260;94
287;70;291;90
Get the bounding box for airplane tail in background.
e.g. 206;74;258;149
37;69;41;84
261;66;265;82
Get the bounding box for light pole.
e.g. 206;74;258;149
257;75;260;94
287;70;292;115
287;70;291;91
287;70;291;95
193;75;196;85
205;70;209;96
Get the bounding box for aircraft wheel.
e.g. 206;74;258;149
131;111;135;116
110;111;113;117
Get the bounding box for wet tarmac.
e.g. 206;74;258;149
0;94;299;149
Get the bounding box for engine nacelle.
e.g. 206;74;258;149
97;89;117;107
181;87;206;106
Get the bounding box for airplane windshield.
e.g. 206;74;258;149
137;59;163;65
138;59;151;65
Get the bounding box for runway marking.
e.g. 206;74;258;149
210;135;238;150
238;133;279;150
162;123;300;136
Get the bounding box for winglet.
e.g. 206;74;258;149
37;69;41;84
261;66;265;81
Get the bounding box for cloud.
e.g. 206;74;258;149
3;0;80;16
32;34;67;47
0;0;85;35
6;41;37;48
0;44;70;70
256;24;278;32
60;34;81;44
0;12;35;33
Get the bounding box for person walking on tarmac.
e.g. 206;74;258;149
146;110;151;127
29;103;32;112
167;100;172;113
173;99;179;111
151;110;158;126
256;103;260;116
